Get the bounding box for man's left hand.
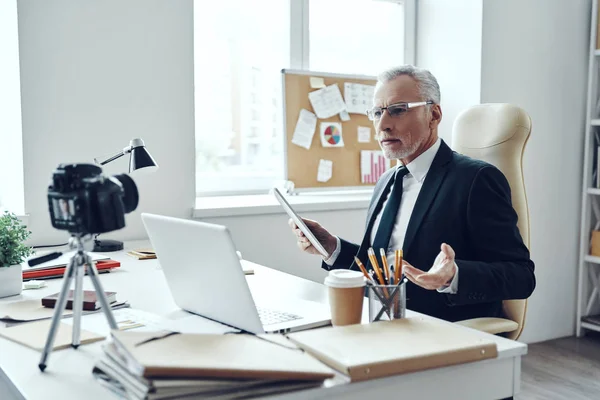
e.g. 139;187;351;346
403;243;457;290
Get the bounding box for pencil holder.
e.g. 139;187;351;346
366;280;406;322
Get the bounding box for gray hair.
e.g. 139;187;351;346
377;65;441;104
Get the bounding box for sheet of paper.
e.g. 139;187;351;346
63;308;169;337
291;109;317;150
24;250;110;271
339;109;351;121
357;126;371;143
308;84;347;119
344;82;376;115
309;76;326;89
317;159;333;183
361;150;391;184
320;122;344;148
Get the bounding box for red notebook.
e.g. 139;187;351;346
42;290;117;311
22;260;121;281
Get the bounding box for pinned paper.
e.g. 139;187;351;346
320;122;344;148
308;84;347;119
344;82;376;114
317;159;333;182
291;109;317;150
310;76;326;89
339;109;351;121
361;150;391;184
357;126;371;143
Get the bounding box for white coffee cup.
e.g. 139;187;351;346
324;270;366;326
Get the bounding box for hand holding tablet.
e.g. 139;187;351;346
273;188;331;258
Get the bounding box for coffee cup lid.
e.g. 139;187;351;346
324;270;366;288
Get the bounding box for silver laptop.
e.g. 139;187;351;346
141;213;331;334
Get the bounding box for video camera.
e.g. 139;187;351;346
47;163;139;235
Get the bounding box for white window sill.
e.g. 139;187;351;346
194;190;373;218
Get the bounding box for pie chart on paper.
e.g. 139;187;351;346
324;125;341;145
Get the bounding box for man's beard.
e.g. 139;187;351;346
381;135;424;160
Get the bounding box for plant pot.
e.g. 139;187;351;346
0;264;22;298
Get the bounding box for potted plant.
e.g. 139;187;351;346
0;211;34;298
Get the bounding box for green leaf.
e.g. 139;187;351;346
0;211;34;268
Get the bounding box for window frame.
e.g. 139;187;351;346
195;0;415;197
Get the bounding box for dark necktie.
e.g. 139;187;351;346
371;166;410;255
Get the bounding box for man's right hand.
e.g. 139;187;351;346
288;218;337;258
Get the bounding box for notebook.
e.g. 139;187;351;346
22;260;121;281
110;330;335;381
287;316;498;381
42;290;117;311
0;319;104;351
0;299;129;325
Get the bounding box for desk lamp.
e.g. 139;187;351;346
93;138;158;252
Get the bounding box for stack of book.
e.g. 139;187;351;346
92;330;334;400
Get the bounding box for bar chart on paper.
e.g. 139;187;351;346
361;150;391;184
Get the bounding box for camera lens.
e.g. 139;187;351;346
113;174;139;213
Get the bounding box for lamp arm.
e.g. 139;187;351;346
94;145;133;166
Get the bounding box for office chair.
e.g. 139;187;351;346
451;103;532;341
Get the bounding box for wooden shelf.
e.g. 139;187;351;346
584;255;600;264
582;315;600;333
587;188;600;195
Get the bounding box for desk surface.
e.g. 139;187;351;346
0;240;527;400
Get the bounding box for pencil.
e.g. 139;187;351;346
354;256;372;282
379;248;390;283
367;248;386;286
394;249;400;284
395;249;403;285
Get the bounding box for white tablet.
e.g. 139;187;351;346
272;188;330;258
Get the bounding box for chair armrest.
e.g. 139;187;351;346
455;317;519;335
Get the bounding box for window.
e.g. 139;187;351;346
194;0;410;195
194;0;289;194
309;0;405;76
0;0;25;214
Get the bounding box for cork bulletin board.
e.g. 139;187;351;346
282;69;395;190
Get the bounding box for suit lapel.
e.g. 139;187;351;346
402;140;453;254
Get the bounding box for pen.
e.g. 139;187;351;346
389;265;395;285
379;248;390;284
367;248;386;286
354;256;373;283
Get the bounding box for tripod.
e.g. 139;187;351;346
38;234;118;372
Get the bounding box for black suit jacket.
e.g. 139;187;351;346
322;140;535;322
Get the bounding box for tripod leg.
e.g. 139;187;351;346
38;257;76;372
85;256;118;329
71;258;85;349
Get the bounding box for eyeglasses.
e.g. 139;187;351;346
366;100;434;121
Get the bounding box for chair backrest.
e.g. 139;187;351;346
451;103;531;340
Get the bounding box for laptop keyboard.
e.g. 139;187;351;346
256;306;302;326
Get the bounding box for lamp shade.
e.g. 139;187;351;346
128;139;158;174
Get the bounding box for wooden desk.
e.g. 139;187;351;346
0;240;526;400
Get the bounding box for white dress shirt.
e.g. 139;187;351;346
324;138;459;293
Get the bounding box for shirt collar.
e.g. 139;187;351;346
398;138;441;183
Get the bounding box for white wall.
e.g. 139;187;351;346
17;0;196;245
480;0;590;343
417;0;483;141
0;0;25;214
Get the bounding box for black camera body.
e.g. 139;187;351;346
47;163;139;235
